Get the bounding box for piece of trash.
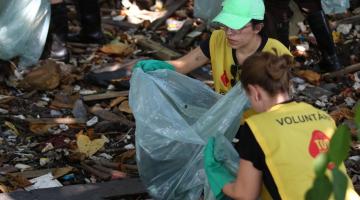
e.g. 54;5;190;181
41;143;54;153
39;158;50;166
124;143;135;150
166;18;185;31
72;99;87;119
99;153;113;160
62;173;75;181
80;89;98;95
86;116;98;127
337;24;353;35
0;108;9;114
14;163;32;171
297;22;307;32
345;97;356;107
25;173;63;191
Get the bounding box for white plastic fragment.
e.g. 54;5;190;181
25;173;62;191
39;158;50;166
99;153;113;160
124;143;135;150
337;24;353;35
86;116;98;127
15;163;32;171
315;100;326;107
0;108;9;114
80;89;97;95
74;85;81;92
345;97;356;107
41;143;54;153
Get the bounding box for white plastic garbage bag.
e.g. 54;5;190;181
129;69;248;200
0;0;50;69
321;0;350;14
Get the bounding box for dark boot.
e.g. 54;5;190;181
68;0;106;44
42;3;69;63
307;11;342;72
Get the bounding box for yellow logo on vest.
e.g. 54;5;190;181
308;130;330;157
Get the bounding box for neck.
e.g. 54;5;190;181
265;93;291;111
236;34;262;55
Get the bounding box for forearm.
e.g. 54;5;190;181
223;182;238;199
167;47;209;74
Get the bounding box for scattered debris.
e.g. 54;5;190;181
0;0;359;199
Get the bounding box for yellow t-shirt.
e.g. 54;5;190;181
209;30;292;94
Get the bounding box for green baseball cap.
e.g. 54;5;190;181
212;0;265;30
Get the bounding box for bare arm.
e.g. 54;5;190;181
222;159;262;200
167;46;209;74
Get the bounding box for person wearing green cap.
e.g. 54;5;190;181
133;0;292;94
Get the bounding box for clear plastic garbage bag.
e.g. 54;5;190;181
129;69;248;200
321;0;350;14
194;0;223;22
0;0;50;69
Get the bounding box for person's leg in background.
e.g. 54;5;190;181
264;0;292;47
68;0;106;44
43;0;69;62
296;0;342;71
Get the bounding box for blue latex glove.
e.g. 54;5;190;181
204;137;235;200
132;59;175;72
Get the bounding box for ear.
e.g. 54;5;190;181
248;84;261;102
253;23;264;34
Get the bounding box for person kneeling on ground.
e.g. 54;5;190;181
222;52;359;199
133;0;292;95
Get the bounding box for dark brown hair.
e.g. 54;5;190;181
240;52;294;96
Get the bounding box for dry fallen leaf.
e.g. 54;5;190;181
329;107;354;123
110;96;127;108
0;184;9;193
30;124;57;135
6;174;32;188
18;60;61;90
100;43;134;56
4;121;20;136
295;70;321;86
118;100;132;114
76;134;106;157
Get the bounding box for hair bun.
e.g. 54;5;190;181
265;55;293;81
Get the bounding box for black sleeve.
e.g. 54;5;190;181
199;38;210;59
234;123;266;171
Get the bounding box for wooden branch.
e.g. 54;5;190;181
178;22;206;49
102;19;140;30
83;91;129;102
169;19;194;48
26;118;86;124
134;35;182;60
149;0;187;31
322;62;360;78
335;14;360;26
0;167;74;182
0;178;146;200
92;164;127;180
89;105;135;126
81;162;111;180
